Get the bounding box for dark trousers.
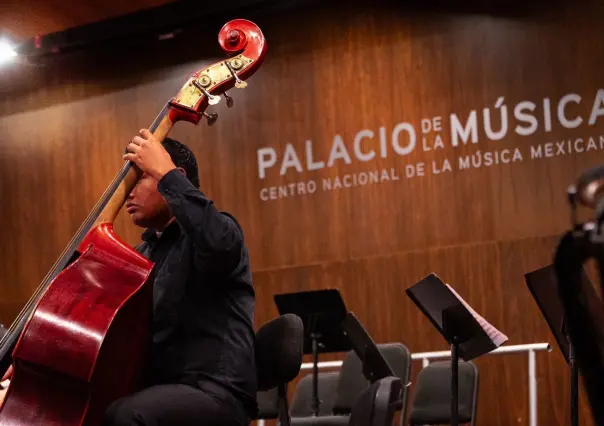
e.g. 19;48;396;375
102;383;250;426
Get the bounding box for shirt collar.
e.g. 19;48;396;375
141;218;180;242
141;228;157;242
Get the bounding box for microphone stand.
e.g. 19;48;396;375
569;340;579;426
562;317;579;426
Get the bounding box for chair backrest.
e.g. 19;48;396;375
332;343;411;415
409;361;479;425
254;314;304;426
290;371;340;417
255;313;304;391
349;376;402;426
256;387;279;419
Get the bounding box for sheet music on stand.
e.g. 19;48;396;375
406;273;508;426
406;273;508;361
445;284;509;350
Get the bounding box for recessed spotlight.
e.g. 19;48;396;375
0;40;18;65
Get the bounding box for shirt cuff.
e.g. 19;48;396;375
157;168;195;196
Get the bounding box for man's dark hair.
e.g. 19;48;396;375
162;137;200;188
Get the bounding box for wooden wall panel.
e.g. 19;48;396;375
1;0;604;424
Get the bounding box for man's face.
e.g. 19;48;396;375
126;173;170;229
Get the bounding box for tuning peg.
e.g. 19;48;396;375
223;92;234;108
193;80;220;105
225;60;248;89
203;112;218;126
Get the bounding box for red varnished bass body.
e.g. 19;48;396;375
0;224;154;426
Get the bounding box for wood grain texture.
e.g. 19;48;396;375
1;0;604;424
0;0;176;39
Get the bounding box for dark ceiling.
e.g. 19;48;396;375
0;0;566;41
0;0;569;60
0;0;180;41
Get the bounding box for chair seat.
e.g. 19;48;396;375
291;415;350;426
408;361;479;425
410;404;473;424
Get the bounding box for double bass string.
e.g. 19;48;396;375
0;161;134;347
0;104;169;350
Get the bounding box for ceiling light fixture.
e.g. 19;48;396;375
0;40;18;65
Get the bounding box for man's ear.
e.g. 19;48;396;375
176;167;187;177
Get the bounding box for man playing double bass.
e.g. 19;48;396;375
0;130;258;426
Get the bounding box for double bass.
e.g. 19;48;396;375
0;19;266;425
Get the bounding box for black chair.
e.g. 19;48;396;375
291;342;412;426
288;375;402;426
256;387;280;420
349;376;402;426
254;314;304;426
408;361;479;426
332;343;411;425
290;372;340;418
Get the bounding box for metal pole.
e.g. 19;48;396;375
569;342;579;426
299;343;551;370
451;340;459;426
311;334;320;416
528;349;537;426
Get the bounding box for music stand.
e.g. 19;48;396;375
406;273;508;426
525;264;604;426
274;289;397;416
341;312;396;382
274;289;352;416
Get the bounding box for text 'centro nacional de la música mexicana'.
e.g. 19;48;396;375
256;90;604;202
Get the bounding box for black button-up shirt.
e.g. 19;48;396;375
136;169;257;417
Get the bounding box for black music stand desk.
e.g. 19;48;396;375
406;273;508;426
274;289;396;416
